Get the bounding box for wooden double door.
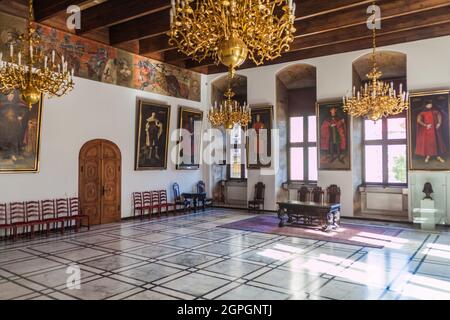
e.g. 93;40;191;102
79;139;122;225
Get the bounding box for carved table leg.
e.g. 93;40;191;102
278;208;286;227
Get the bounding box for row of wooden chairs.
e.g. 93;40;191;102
132;190;180;220
0;198;90;241
298;185;341;204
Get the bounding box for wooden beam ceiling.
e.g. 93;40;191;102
76;0;171;35
34;0;86;21
20;0;450;74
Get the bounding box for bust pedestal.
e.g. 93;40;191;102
419;199;436;230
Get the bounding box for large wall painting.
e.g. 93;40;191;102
317;101;351;170
0;12;201;102
409;90;450;171
135;100;171;171
0;91;42;173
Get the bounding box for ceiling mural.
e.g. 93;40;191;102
0;12;201;102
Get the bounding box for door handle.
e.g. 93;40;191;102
102;186;106;196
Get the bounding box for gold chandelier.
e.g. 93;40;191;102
343;16;409;121
208;78;251;130
169;0;296;129
0;0;74;109
169;0;296;77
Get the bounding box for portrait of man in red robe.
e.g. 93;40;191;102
320;107;347;164
415;100;446;164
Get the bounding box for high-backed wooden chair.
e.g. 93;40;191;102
173;183;190;213
69;197;90;231
41;199;59;236
327;185;341;204
0;203;10;239
142;191;153;219
25;201;41;238
56;198;70;234
311;187;324;203
133;192;145;220
197;180;213;207
159;190;176;216
248;182;265;213
151;191;162;218
297;187;310;202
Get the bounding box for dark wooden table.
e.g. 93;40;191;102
182;193;207;213
277;201;341;232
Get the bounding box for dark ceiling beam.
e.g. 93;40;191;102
163;49;191;63
76;0;170;35
114;0;373;47
109;9;169;45
34;0;86;21
139;35;174;55
205;19;450;74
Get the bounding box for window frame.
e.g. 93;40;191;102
362;113;408;187
226;127;247;181
288;115;318;184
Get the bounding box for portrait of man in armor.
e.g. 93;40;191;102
135;101;171;170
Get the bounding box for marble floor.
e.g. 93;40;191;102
0;209;449;300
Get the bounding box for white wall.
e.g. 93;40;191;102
0;75;208;218
207;35;450;222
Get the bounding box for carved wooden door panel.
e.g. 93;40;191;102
79;140;121;225
101;142;121;224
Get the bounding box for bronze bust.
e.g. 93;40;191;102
422;182;434;200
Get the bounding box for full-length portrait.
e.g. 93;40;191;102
176;106;203;170
317;101;351;170
0;90;42;173
247;105;273;169
409;90;450;171
135;100;171;170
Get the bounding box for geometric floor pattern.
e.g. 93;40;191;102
0;209;449;300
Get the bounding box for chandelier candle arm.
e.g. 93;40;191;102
0;0;74;109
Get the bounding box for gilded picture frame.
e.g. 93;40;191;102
246;104;273;169
316;100;351;171
176;106;204;170
0;90;42;174
408;89;450;171
135;99;171;170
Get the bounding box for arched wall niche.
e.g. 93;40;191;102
352;50;407;89
209;74;248;206
351;50;408;218
275;63;318;202
211;74;248;105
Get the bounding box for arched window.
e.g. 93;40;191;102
353;51;408;186
277;64;318;183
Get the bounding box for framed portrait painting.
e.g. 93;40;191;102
408;90;450;171
135;99;171;170
0;90;42;173
317;101;351;170
247;105;273;169
176;106;204;170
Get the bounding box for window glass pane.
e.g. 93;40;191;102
365;120;382;140
388;145;407;184
365;145;383;183
308;116;317;143
388;118;406;140
230;149;241;179
290;147;304;181
308;147;318;181
290;117;303;143
231;124;241;144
